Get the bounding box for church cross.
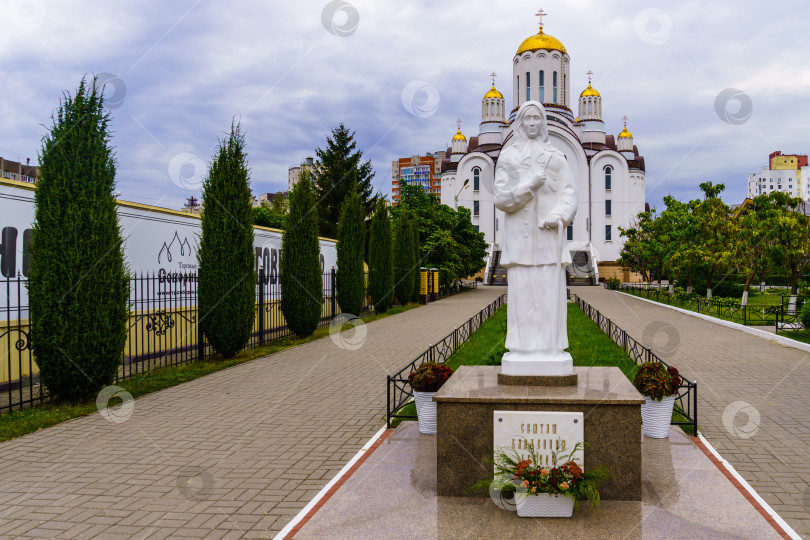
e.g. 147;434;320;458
535;9;547;31
586;70;593;84
622;115;628;126
457;118;462;130
490;72;497;86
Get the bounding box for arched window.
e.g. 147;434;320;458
605;166;612;190
567;221;573;241
473;167;480;191
539;70;545;102
553;72;558;103
525;72;531;102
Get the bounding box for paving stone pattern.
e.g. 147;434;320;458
0;287;504;539
572;286;810;538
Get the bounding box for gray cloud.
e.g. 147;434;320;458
1;0;808;213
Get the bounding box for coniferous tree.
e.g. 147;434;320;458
369;199;394;313
337;187;366;316
410;214;422;302
393;210;415;305
29;77;129;402
198;122;255;358
312;124;376;239
280;171;323;336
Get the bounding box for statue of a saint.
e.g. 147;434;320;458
494;100;578;376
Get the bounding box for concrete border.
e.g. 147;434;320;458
617;291;810;353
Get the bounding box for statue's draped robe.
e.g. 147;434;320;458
494;141;578;354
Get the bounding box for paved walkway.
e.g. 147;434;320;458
571;286;810;538
0;286;504;539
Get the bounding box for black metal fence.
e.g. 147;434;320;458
1;270;352;413
618;284;807;327
571;292;698;434
386;293;507;427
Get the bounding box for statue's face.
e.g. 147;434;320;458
523;108;544;139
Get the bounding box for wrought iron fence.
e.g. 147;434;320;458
386;293;507;427
1;270;352;413
571;293;698;434
617;284;801;327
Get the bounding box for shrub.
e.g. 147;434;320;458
280;171;323;337
605;277;620;290
336;188;366;316
801;303;810;329
633;362;680;401
369;199;394;313
198;123;256;358
29;77;129;402
408;361;454;392
409;215;422;303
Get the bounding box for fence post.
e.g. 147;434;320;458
330;267;337;319
430;268;439;302
197;314;205;360
258;267;265;344
387;374;391;428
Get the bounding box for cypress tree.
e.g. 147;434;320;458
394;210;415;306
369;200;394;313
281;171;323;337
198;122;255;358
410;215;422;302
337;187;366;316
29;77;129;402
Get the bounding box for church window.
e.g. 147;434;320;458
473;200;480;216
605;166;612;190
539;70;545;101
567;221;573;241
474;225;479;232
605;199;612;216
553;71;558;103
605;225;612;242
526;72;531;102
473;168;480;191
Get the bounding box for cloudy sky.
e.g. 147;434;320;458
2;0;808;212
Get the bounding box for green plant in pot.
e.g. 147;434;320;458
408;361;454;435
634;362;681;439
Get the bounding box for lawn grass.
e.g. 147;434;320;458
0;303;421;443
391;302;695;435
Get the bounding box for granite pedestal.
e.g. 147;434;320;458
434;366;645;500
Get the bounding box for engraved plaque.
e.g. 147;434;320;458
493;411;584;468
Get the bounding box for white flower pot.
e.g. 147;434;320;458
413;391;437;434
641;395;676;439
516;493;575;518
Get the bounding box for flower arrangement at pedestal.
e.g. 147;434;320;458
633;361;681;438
408;361;454;434
473;440;609;517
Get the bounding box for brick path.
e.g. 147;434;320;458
0;287;504;539
571;286;810;538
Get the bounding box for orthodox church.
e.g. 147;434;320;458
439;12;646;282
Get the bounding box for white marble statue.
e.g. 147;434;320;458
494;100;578;376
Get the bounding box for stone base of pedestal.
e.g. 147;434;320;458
434;366;645;501
497;372;578;386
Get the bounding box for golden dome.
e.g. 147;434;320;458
484;83;504;100
516;28;567;55
618;124;633;139
580;82;600;98
452;127;467;142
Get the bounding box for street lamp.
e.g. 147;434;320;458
454;179;470;209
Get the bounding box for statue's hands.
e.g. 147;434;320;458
527;171;546;190
539;214;563;229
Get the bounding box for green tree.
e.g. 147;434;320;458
410;213;422;302
269;192;289;215
759;192;810;302
198;122;256;358
280;171;323;336
369;199;394;313
693;182;734;298
312;124;376;239
336;187;366;316
253;203;285;230
732;196;773;305
29;77;129;402
397;181;487;290
668;198;701;293
393;209;415;305
618;211;655;283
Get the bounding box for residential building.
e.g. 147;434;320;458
1;157;39;184
288;157;315;190
390;151;446;204
747;151;809;200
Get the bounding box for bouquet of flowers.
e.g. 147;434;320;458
473;440;609;512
